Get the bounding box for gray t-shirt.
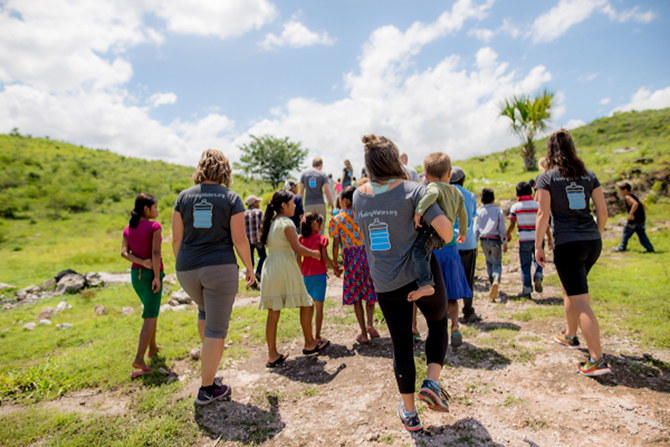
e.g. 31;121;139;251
535;168;601;246
404;165;420;182
174;183;245;271
300;168;329;206
353;181;443;293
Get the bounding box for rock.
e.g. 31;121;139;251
168;298;181;307
39;278;56;291
121;307;135;316
23;322;36;331
55;269;80;282
94;305;108;316
613;147;637;154
38;319;52;326
57;323;73;330
160;304;187;312
55;301;71;313
96;272;131;284
171;289;192;304
16;285;40;301
38;306;55;320
55;274;86;295
617;399;635;411
190;348;201;360
163;273;177;285
84;272;104;287
0;283;17;291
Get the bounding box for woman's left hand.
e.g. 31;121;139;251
245;269;257;287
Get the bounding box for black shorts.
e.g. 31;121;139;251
553;239;602;296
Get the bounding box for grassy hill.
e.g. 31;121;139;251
0;135;273;286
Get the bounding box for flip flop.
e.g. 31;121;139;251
130;368;152;378
266;353;288;368
367;327;381;339
302;339;330;355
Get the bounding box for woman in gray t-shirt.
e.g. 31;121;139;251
172;149;256;405
352;134;454;432
535;129;610;377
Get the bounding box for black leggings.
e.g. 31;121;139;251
376;256;448;394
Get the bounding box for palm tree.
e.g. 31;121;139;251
499;90;554;171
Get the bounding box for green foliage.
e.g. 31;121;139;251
235;134;308;188
497;152;510;173
499;90;554;170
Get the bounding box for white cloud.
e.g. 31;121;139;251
469;18;520;43
260;20;335;50
469;28;495;43
611;86;670;114
155;0;277;39
147;92;177;108
599;97;611;105
579;73;599;82
530;0;654;43
563;119;585;129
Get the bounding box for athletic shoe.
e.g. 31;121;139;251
397;403;423;432
517;287;533;298
451;331;463;348
614;247;627;252
418;379;450;412
578;356;611;376
553;333;581;349
489;283;499;301
461;312;482;324
534;278;543;293
195;383;231;405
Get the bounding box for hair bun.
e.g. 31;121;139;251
361;134;380;150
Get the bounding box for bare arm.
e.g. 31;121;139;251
121;234;152;269
285;227;321;259
430;214;454;244
534;189;551;268
171;211;184;258
592;186;608;234
507;218;516;242
332;236;341;265
300;183;305;198
231;212;256;286
151;229;162;293
324;185;334;209
625;194;638;221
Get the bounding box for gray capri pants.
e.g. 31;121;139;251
177;264;238;339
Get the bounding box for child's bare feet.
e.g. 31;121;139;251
408;285;434;302
132;362;151;372
147;345;164;359
367;326;380;339
356;333;370;344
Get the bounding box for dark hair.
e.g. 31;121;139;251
481;188;495;204
340;185;356;204
545;129;587;180
361;134;408;182
617;182;632;191
129;193;157;229
260;190;294;246
516;181;533;197
300;212;323;238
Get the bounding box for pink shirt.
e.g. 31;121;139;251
299;233;328;276
123;220;164;271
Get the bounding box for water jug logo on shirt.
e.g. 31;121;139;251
193;199;213;228
565;182;586;210
368;218;391;251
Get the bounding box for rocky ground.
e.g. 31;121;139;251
5;260;669;447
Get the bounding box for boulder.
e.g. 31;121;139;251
190;348;201;360
38;306;55;320
55;269;80;282
121;307;135;316
55;301;72;313
163;273;177;285
23;322;36;331
94;305;108;316
55;273;86;295
84;272;104;288
0;283;16;292
39;278;56;292
16;285;40;301
168;298;181;307
97;272;131;284
38;319;52;326
171;289;192;304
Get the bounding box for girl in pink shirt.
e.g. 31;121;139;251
299;213;341;341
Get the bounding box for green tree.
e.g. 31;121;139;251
236;135;308;188
499;90;554;170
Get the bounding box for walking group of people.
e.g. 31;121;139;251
119;128;654;431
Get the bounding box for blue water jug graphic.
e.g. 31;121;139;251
193;200;213;228
308;177;317;188
368;218;391;251
566;182;586;210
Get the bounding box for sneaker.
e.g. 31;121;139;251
517;287;533;298
489;283;499;301
451;330;463;348
195;383;232;405
418;379;450;412
553;333;581;349
578;356;611;376
397;403;423;432
614;247;627;252
534;278;543;293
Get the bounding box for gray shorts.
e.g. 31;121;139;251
177;264;238;339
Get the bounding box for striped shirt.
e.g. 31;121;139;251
244;207;264;245
508;196;538;242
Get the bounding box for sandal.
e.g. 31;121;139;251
130;367;152;378
302;339;330;355
266;353;288;368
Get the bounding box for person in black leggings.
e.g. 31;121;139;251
353;134;454;432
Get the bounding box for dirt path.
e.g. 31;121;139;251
191;261;670;447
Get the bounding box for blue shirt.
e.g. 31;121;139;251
453;184;477;251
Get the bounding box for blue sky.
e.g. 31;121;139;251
1;0;669;177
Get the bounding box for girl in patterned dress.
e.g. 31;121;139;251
328;186;380;344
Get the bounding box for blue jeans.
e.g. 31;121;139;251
250;243;267;280
519;241;543;288
480;239;502;284
619;222;654;252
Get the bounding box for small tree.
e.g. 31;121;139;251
499;90;553;171
236;135;308;188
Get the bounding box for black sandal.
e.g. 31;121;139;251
266;353;288;368
302;339;330;355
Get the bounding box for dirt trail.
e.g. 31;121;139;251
192;260;670;447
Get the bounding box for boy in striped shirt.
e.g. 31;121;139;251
507;181;543;297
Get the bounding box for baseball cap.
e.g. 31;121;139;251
245;195;262;206
450;166;465;184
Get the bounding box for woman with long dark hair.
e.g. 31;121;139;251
535;129;610;376
353;134;455;432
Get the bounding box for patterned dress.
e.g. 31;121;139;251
328;209;378;305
